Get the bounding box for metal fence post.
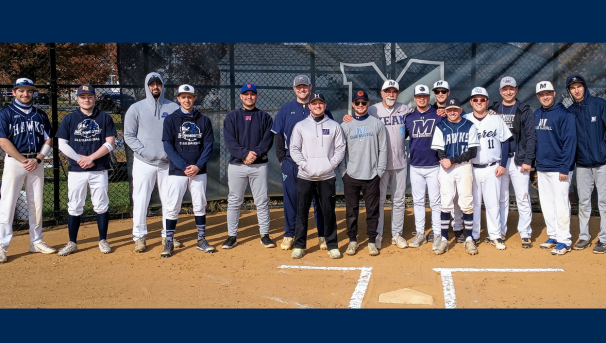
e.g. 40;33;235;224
229;43;235;111
310;43;316;85
390;43;396;79
49;43;60;223
470;43;477;87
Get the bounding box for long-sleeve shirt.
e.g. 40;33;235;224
223;107;273;164
339;113;387;180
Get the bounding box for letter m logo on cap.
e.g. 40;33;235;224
540;83;546;89
437;81;443;86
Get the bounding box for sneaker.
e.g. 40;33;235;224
521;238;532;249
490;238;506;250
0;244;7;263
593;241;606;254
58;241;78;256
464;239;478;255
222;236;237;249
455;231;465;243
551;243;571;256
29;241;57;254
134;237;146;253
435;238;449;255
432;235;441;251
540;238;558;249
197;237;216;253
260;235;276;248
161;240;174;258
375;234;382;250
318;237;327;250
291;248;305;259
573;239;591;250
328;249;342;259
162;237;183;249
427;231;434;242
345;241;358;255
409;233;427;248
99;239;111;254
392;234;408;249
280;237;294;250
368;243;379;256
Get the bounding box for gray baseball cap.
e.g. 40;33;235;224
293;75;311;86
500;76;517;89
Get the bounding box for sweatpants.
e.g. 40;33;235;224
227;163;270;236
343;174;380;244
281;158;324;238
576;165;606;243
294;177;337;250
538;171;572;246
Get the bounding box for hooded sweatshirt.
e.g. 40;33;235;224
534;102;576;174
565;73;606;168
123;72;180;166
489;99;536;167
289;114;346;181
339;113;387;180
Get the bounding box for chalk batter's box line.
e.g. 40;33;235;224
277;265;373;309
433;268;565;309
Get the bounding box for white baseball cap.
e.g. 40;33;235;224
177;84;195;95
536;81;555;94
471;87;489;98
381;79;399;91
500;76;517;89
432;80;450;91
14;77;36;90
414;84;430;96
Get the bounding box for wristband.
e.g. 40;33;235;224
103;142;115;152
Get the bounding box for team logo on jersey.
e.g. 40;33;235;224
592;116;597;122
536;118;552;131
478;129;498;139
179;122;203;141
246;116;251;120
412;119;436;138
282;173;287;181
162;112;169;118
350;126;373;140
322;129;330;135
75;119;101;138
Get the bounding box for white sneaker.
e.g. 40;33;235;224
318;237;327;250
391;234;408;249
435;238;449;255
0;244;7;263
328;249;342;259
345;241;358;255
375;234;382;250
29;241;57;254
409;233;427;248
58;241;78;256
490;238;506;250
432;235;442;251
99;239;111;254
368;243;379;256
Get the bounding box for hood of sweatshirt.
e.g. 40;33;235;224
144;72;168;111
566;73;590;106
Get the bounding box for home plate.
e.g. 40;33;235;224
378;288;434;305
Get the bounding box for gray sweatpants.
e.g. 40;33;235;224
576;165;606;243
227;163;271;236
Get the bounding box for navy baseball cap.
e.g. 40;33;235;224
352;90;369;101
309;93;326;103
13;78;36;90
240;83;258;94
77;84;95;96
444;97;462;110
147;75;162;85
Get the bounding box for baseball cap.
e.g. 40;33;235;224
567;75;585;87
147;75;162;85
536;81;555;94
471;87;489;98
240;83;258;94
414;84;430;96
76;84;95;96
293;75;311;87
432;80;450;91
381;79;399;91
352;90;369;101
309;93;326;103
500;76;517;89
177;84;195;96
444;97;462;110
13;77;36;90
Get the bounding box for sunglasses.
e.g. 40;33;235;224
434;90;448;94
471;98;488;103
354;101;369;106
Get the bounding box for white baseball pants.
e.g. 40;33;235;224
499;157;532;239
378;168;407;237
0;156;45;248
67;170;109;216
576;165;606;243
227;163;270;236
165;173;207;220
538;171;572;246
472;164;502;241
131;158;169;240
439;163;473;214
410;165;441;235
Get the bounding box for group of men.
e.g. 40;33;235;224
0;71;605;263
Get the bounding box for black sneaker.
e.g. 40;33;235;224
593;241;606;254
521;238;532;249
260;234;276;248
573;239;591;250
427;231;434;242
222;236;237;249
161;240;174;258
455;230;465;243
197;237;216;253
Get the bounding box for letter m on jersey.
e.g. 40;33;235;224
356;126;367;135
412;119;435;137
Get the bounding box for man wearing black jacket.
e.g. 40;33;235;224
488;77;536;248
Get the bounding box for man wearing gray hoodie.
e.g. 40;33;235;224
124;72;180;252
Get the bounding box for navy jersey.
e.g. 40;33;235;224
431;118;479;160
56;108;117;172
405;107;442;167
271;99;333;158
0;103;52;154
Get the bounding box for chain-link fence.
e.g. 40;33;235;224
2;42;606;228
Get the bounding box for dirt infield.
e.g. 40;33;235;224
2;208;605;308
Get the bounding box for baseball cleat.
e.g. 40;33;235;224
345;241;358;256
161;241;174;258
490;238;506;250
260;235;276;248
368;243;379;256
29;241;57;254
58;241;78;256
0;244;7;263
573;239;591;250
551;243;571;256
99;239;112;254
540;238;558;249
521;238;532;249
162;237;182;249
134;237;147;253
464;239;478;255
375;234;382;250
392;234;408;249
291;248;305;259
328;249;342;259
197;237;216;253
432;235;442;251
318;237;327;250
280;237;294;250
434;239;449;255
409;232;427;248
222;236;237;249
593;241;606;254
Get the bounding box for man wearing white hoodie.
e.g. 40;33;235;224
289;93;346;259
124;72;180;252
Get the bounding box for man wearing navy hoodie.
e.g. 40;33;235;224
161;84;215;258
534;81;577;256
222;83;275;249
566;74;606;254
